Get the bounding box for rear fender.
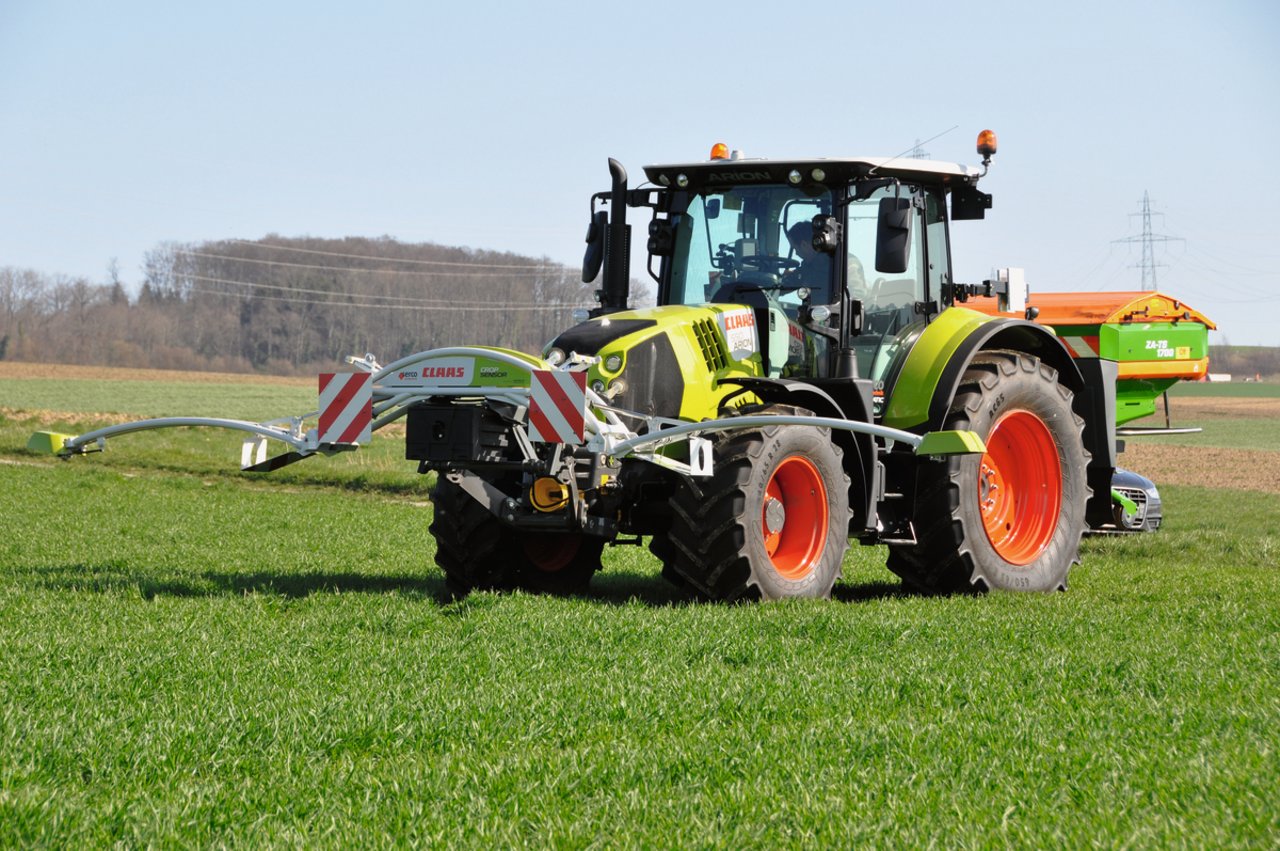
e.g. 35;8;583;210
940;322;1118;526
882;308;1113;521
883;309;1083;430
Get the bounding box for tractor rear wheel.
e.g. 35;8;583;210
887;350;1089;593
430;476;602;596
661;409;850;601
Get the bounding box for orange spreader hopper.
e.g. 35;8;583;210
966;291;1217;424
967;291;1215;329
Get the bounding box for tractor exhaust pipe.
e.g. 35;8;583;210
600;158;631;313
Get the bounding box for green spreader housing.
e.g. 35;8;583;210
968;290;1216;424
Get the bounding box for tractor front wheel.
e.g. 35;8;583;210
430;476;602;596
660;411;850;601
887;350;1089;593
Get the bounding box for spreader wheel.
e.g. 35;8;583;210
887;350;1090;593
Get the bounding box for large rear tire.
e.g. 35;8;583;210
887;351;1089;593
659;410;851;601
429;476;602;596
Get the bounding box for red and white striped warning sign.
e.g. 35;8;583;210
528;370;587;445
319;372;372;445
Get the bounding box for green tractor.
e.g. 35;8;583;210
424;132;1105;600
44;132;1200;602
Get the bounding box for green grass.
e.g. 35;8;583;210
0;377;316;420
1122;379;1278;450
2;465;1277;848
1125;418;1276;451
1;378;431;495
1167;381;1280;399
2;371;1278;846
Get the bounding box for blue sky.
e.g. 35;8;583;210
2;1;1277;345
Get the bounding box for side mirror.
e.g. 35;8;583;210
582;210;608;283
876;197;912;274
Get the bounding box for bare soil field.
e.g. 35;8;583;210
0;361;310;387
1122;395;1280;494
0;407;141;427
1167;395;1280;420
1122;443;1280;496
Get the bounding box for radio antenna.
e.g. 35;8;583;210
869;125;959;175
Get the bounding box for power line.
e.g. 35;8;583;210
186;286;589;312
1182;244;1273;277
226;239;564;270
178;272;582;308
178;250;567;278
177;249;568;278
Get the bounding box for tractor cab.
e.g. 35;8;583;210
663;180;839;380
582;140;994;412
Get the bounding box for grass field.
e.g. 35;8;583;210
1168;380;1280;399
2;366;1278;847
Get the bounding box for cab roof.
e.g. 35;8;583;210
641;156;984;191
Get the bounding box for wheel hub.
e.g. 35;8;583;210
521;533;580;574
760;455;828;580
764;498;787;535
979;462;1001;512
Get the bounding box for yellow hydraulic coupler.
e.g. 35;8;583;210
529;476;570;513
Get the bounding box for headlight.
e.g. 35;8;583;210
604;353;623;372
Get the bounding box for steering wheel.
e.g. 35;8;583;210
739;255;800;274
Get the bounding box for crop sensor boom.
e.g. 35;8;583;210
33;131;1215;600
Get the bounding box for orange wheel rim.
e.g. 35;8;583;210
978;410;1062;565
522;534;580;573
761;455;828;580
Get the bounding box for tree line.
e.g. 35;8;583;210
1207;345;1280;380
3;241;1270;380
0;236;612;374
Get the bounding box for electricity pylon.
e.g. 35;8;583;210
1113;191;1183;291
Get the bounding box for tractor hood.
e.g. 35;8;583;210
544;304;764;422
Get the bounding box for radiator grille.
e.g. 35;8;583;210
692;319;729;372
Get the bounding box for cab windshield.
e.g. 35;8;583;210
667;185;836;309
